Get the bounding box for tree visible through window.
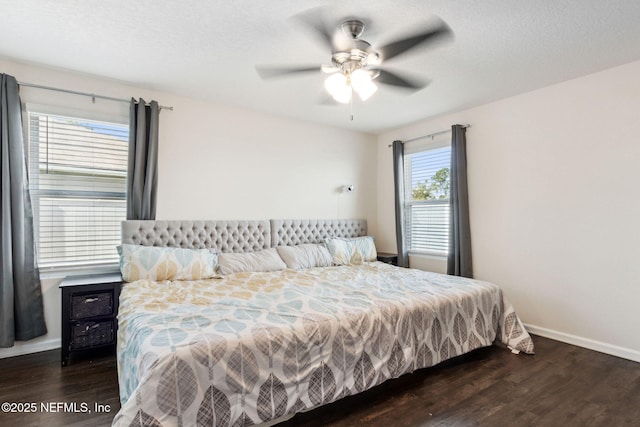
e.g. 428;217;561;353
27;111;128;270
412;167;449;200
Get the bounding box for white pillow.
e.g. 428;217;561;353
117;244;217;282
276;244;333;270
217;248;287;275
324;236;377;265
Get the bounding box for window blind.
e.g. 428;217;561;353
404;144;451;255
27;112;128;269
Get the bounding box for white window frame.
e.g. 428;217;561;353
25;103;129;277
404;136;451;257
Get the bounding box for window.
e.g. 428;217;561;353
27;110;128;271
404;139;451;255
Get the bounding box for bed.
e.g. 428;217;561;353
112;219;533;427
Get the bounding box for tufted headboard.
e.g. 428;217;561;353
120;220;271;253
270;219;367;247
121;219;367;253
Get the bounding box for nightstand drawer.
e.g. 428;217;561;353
71;319;114;349
71;291;113;319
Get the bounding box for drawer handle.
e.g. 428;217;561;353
84;297;99;303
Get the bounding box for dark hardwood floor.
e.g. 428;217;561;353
0;347;119;427
1;335;639;426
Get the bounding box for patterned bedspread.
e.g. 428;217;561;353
113;262;533;427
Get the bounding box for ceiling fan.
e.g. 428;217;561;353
256;9;453;105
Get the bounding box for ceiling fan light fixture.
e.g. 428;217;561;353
324;73;352;103
350;69;378;101
356;80;378;101
350;69;372;89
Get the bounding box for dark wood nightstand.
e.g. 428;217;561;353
60;273;122;366
377;252;398;266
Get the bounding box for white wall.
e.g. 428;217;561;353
375;60;640;362
0;58;377;358
156;96;377;221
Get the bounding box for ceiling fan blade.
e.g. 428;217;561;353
255;65;321;79
379;20;453;62
292;7;335;50
375;69;428;90
321;64;339;74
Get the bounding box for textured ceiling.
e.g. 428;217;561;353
2;1;640;133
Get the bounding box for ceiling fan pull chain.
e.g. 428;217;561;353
350;87;354;121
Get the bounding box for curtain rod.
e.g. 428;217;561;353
17;81;174;111
388;124;471;147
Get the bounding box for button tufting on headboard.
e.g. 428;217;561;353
270;219;367;247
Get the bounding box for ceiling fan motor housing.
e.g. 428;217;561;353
332;20;379;75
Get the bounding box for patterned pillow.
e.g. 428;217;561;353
117;244;218;282
217;248;287;275
324;236;377;265
276;244;333;270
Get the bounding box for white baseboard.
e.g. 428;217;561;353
524;323;640;363
0;338;60;360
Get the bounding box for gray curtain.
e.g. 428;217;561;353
447;124;473;277
127;98;159;220
392;140;409;268
1;73;47;348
